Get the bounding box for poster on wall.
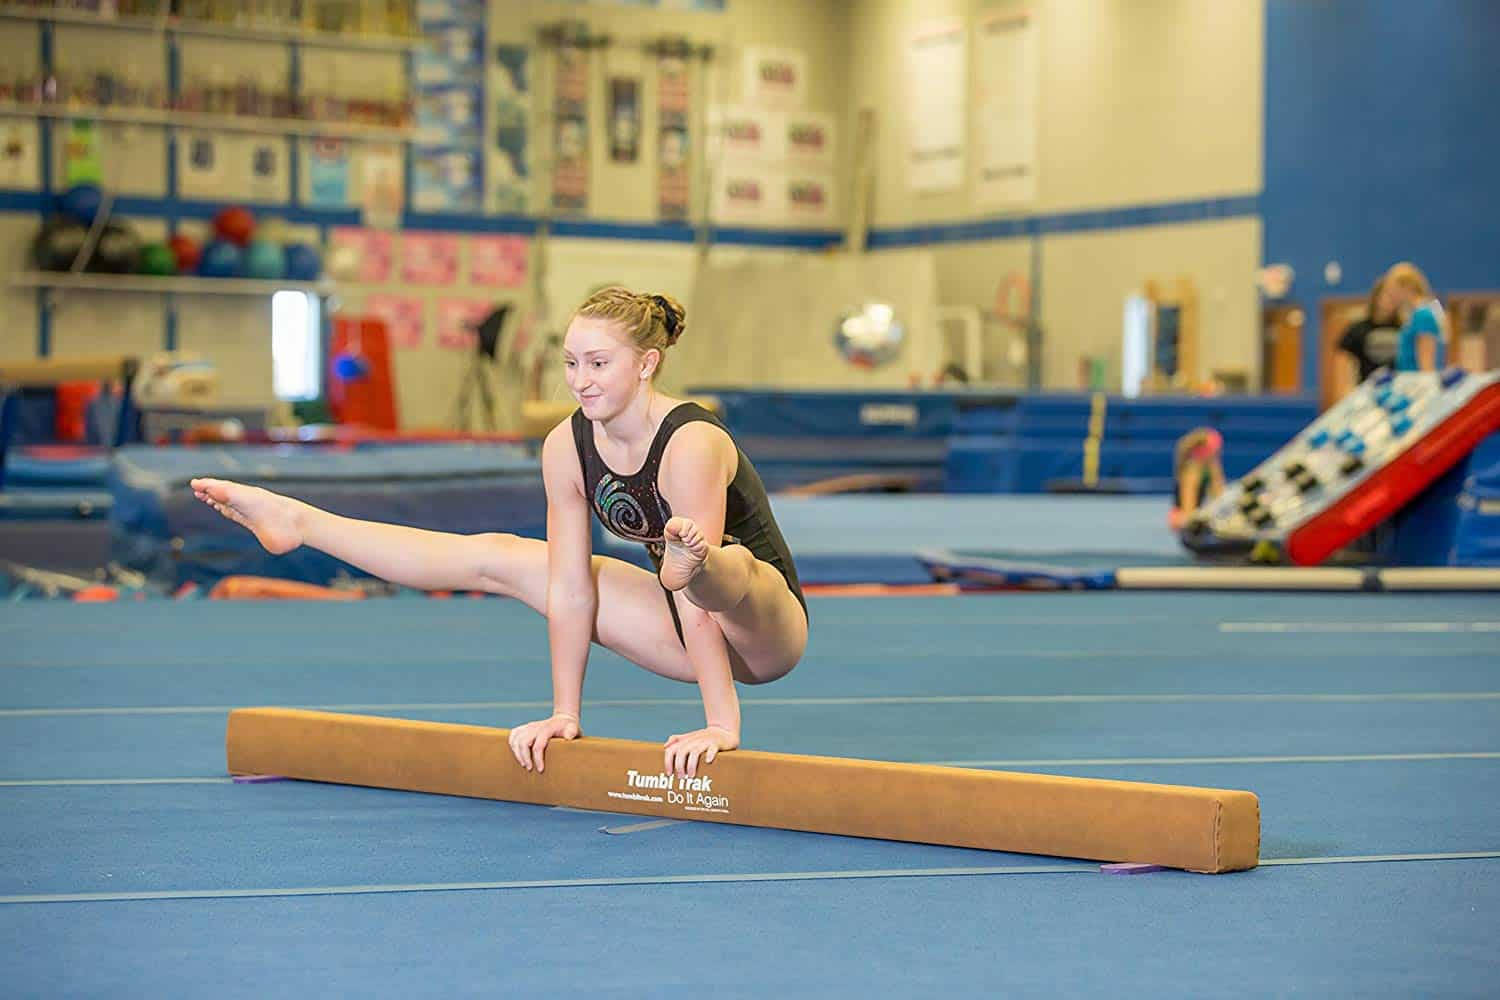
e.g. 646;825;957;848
713;106;780;162
974;10;1038;205
359;143;404;229
493;43;531;214
181;132;221;195
414;3;484;215
330;227;395;284
608;77;641;163
907;19;966;192
712;168;779;225
416;84;483;147
401;231;461;285
552;45;590;215
785;172;835;227
412;147;480;213
657;55;692;222
743;46;806;110
308;139;351;206
470;234;529;288
247;141;283;202
364;294;426;349
437;298;496;350
415;20;483;86
784;111;835;170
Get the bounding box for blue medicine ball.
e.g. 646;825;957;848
282;243;322;282
197;240;244;278
244;240;285;281
61;184;105;226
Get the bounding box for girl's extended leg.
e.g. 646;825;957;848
191;478;694;681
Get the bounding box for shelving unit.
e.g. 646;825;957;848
10;271;331;297
5;2;424;355
0;6;425;53
0;100;414;142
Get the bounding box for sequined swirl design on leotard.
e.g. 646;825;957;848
593;472;672;557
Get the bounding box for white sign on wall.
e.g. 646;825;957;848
906;19;966;192
784;111;836;170
743;46;807;110
974;10;1039;205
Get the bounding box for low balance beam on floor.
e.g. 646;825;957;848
226;708;1260;873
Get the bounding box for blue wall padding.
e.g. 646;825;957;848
109;443;546;587
1387;431;1500;567
945;395;1317;493
691;388;1318;494
1453;434;1500;566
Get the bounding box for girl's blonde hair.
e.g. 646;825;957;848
573;286;686;377
1384;261;1432;299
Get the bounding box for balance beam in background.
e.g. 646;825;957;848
227;708;1260;873
0;355;138;386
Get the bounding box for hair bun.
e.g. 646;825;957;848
651;294;685;346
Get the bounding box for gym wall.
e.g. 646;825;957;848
848;0;1263;389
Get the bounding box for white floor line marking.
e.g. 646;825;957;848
0;865;1093;904
1258;851;1500;866
7;691;1500;719
934;752;1500;767
10;645;1499;672
3;852;1496;905
1221;621;1500;633
6;750;1499;788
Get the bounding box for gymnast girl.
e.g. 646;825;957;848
1168;427;1225;532
192;287;808;781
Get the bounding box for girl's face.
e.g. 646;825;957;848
1374;282;1402;323
562;316;655;420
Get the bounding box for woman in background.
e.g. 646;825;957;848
1334;275;1403;397
1382;262;1448;372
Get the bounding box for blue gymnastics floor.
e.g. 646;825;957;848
4;592;1499;997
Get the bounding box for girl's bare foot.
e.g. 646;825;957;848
189;478;306;555
659;516;709;591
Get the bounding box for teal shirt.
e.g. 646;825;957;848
1396;301;1445;371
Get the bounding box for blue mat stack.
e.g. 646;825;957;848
110;444;546;589
945;394;1318;494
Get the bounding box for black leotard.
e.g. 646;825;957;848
570;402;807;645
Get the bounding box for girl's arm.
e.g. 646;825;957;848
541;422;597;723
507;423;595;773
1416;334;1438;371
657;423;742;745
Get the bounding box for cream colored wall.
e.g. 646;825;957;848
848;0;1265;389
1040;216;1262;389
848;0;1261;223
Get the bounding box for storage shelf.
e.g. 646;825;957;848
0;6;425;52
0;100;413;141
11;271;331;297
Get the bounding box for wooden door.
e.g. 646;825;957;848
1261;305;1303;395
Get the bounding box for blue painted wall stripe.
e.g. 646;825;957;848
868;194;1261;250
4;187;1259;252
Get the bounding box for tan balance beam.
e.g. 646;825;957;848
226;708;1260;873
0;354;137;386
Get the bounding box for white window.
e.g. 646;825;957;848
272;291;321;402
